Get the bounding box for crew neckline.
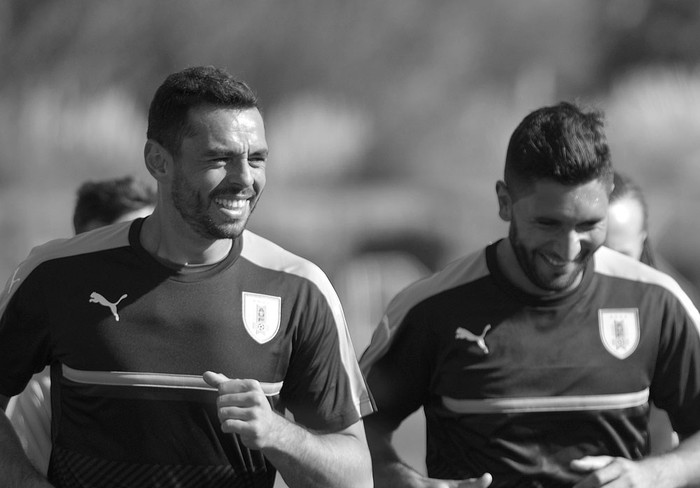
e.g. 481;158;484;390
128;218;243;282
485;239;594;307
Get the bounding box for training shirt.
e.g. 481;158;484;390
0;218;373;488
361;241;700;488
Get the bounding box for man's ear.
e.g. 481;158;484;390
144;140;173;182
496;180;513;222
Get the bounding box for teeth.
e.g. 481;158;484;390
541;254;567;266
215;198;247;210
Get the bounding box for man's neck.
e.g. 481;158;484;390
139;213;234;266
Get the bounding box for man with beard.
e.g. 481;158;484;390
0;66;374;488
360;102;700;488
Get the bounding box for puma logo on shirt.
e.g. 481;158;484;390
89;292;128;321
455;324;492;354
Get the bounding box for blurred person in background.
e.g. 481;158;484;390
5;174;156;475
71;174;157;234
604;172;652;264
361;102;700;487
605;171;700;456
606;171;700;305
0;65;373;488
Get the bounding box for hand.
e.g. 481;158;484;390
435;473;493;488
570;455;659;488
203;371;280;450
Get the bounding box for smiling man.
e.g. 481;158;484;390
361;102;700;488
0;66;373;488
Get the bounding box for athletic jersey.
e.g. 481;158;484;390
360;241;700;488
0;218;373;488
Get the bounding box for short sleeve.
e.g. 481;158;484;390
652;291;700;436
281;279;372;432
0;270;52;397
361;305;435;434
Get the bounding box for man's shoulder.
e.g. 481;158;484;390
595;245;680;288
594;245;698;313
240;229;332;289
0;222;132;311
25;223;130;269
395;247;489;301
359;247;489;372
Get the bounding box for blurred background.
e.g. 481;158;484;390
2;0;700;480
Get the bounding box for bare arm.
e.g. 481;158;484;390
365;421;492;488
571;430;700;488
203;372;373;488
0;394;54;488
263;418;371;488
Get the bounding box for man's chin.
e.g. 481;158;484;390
214;225;246;240
195;220;247;240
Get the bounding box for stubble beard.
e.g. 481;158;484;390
508;221;589;293
171;171;250;241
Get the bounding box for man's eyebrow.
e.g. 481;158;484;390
579;217;605;226
201;149;241;157
201;147;268;158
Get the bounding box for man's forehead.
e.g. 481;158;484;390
185;106;266;148
514;177;610;199
515;178;610;215
188;105;263;130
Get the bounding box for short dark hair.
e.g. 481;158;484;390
504;101;613;196
73;175;156;233
147;66;259;156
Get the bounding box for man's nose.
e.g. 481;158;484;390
227;160;254;187
556;230;584;261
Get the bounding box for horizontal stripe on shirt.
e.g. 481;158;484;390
62;364;283;396
442;388;649;414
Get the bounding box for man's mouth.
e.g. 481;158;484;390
214;197;249;218
539;253;573;269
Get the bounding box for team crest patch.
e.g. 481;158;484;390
242;292;281;344
598;308;640;359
